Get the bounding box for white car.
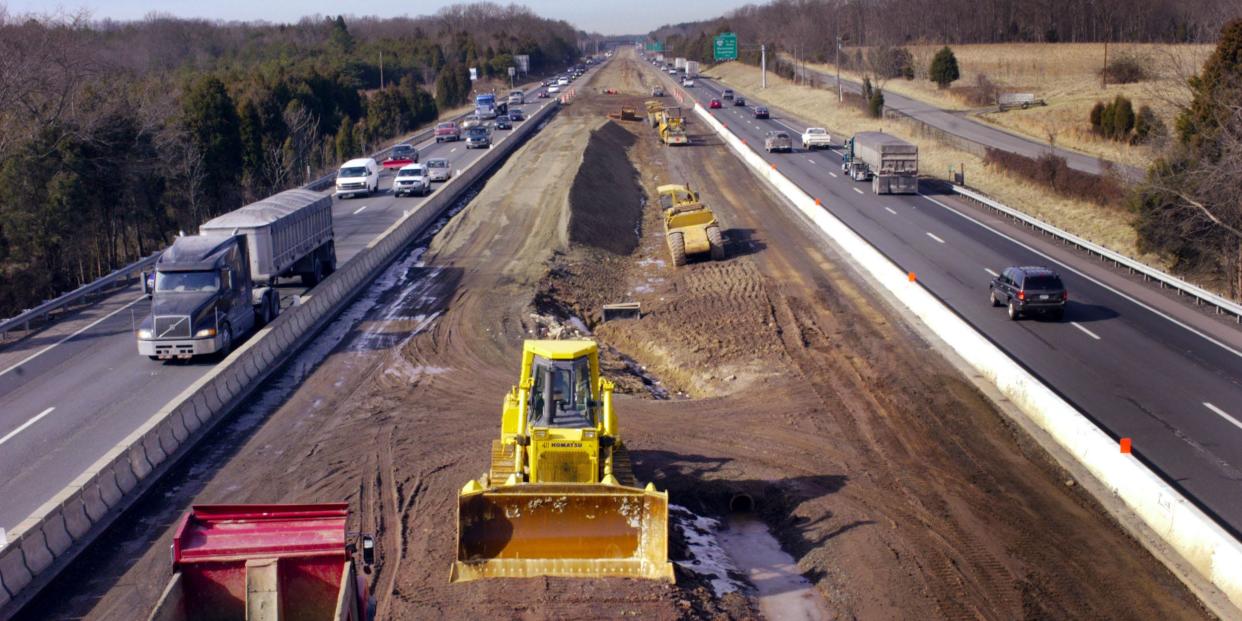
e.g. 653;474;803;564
682;78;694;87
425;157;452;182
393;163;430;197
335;158;379;198
801;127;832;150
557;77;570;86
548;84;562;94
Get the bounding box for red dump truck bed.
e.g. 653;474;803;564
149;504;367;621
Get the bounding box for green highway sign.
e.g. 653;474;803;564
714;32;738;61
645;42;663;52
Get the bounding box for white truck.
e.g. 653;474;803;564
685;61;700;78
674;57;687;71
801;127;832;150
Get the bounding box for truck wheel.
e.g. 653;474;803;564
707;226;725;261
219;324;233;358
303;256;323;287
323;242;337;275
668;232;687;267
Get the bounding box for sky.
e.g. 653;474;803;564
7;0;750;35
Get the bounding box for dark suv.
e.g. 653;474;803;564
990;266;1068;320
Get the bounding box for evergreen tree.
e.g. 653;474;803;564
182;76;242;214
929;46;961;89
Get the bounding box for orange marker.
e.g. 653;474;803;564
907;272;917;282
814;198;822;205
1120;438;1132;454
770;163;777;170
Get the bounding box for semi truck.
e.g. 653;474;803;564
674;57;687;71
148;504;373;621
685;61;700;78
137;189;335;361
842;131;919;194
475;92;507;119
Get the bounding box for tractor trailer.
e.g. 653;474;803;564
842;131;919;194
137;189;335;361
684;61;700;78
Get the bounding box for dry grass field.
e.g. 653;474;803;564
799;43;1213;169
707;61;1166;267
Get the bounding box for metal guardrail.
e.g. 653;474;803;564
0;253;160;342
952;185;1242;323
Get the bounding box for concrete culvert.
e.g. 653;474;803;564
729;493;754;513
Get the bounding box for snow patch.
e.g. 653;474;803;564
670;504;747;596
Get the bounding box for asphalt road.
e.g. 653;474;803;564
789;63;1140;179
0;82;566;531
665;69;1242;533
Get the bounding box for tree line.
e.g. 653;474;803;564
0;4;582;316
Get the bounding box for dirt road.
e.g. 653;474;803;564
28;54;1207;620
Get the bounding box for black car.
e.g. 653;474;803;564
753;106;769;119
509;108;525;121
494;115;512;130
464;126;492;149
734;96;746;106
990;266;1068;320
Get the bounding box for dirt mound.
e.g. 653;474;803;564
567;121;642;255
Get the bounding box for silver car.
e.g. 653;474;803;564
425;157;452;182
764;130;793;153
393;164;430;197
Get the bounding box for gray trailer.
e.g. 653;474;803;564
843;132;919;194
137;189;335;361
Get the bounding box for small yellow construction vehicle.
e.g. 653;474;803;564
658;110;689;146
453;339;673;583
644;100;664;128
659;184;724;266
607;106;639;122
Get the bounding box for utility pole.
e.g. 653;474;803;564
836;36;843;102
380;51;384;89
761;44;767;89
1101;40;1108;88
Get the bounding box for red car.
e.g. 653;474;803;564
709;99;722;109
434;122;461;143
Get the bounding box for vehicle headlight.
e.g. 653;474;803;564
195;327;218;338
136;328;153;339
582;430;597;439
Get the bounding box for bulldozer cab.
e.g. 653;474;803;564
527;354;596;429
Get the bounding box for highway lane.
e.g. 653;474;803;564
663;70;1242;532
784;62;1139;179
0;80;568;531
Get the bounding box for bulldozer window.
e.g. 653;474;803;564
528;357;595;428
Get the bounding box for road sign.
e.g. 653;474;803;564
469;67;478;81
515;55;530;73
508;67;516;77
714;32;738;61
645;42;663;52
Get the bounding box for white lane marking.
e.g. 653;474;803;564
450;147;457;153
985;268;999;277
1204;402;1242;430
884;207;897;215
776;120;803;134
852;187;864;194
0;407;55;447
0;296;146;379
1071;321;1101;340
829;172;838;178
926;232;946;244
922;194;1242;360
353;205;369;215
807;158;815;164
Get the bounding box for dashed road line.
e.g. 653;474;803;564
852;187;864;194
926;232;946;244
829;171;837;178
353;205;369;215
884;207;897;215
807;158;815;164
1071;322;1101;340
985;268;999;277
1204;402;1242;430
0;407;56;447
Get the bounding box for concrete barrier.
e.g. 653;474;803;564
686;100;1242;616
0;98;560;620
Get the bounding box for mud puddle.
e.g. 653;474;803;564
719;514;832;621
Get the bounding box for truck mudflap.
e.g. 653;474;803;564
452;482;673;582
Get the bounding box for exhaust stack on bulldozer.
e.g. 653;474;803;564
452;339;674;583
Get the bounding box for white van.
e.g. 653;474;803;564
335;158;379;198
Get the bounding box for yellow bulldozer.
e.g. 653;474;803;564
658;112;689;146
659;184;724;266
453;339;674;583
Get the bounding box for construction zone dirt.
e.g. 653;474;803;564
27;52;1209;621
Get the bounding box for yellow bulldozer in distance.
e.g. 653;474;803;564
659;184;725;266
453;339;674;583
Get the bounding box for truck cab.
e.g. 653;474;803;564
137;235;273;361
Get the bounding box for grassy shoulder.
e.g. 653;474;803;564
707;61;1166;268
797;43;1211;170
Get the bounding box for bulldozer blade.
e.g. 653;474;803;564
452;483;673;582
